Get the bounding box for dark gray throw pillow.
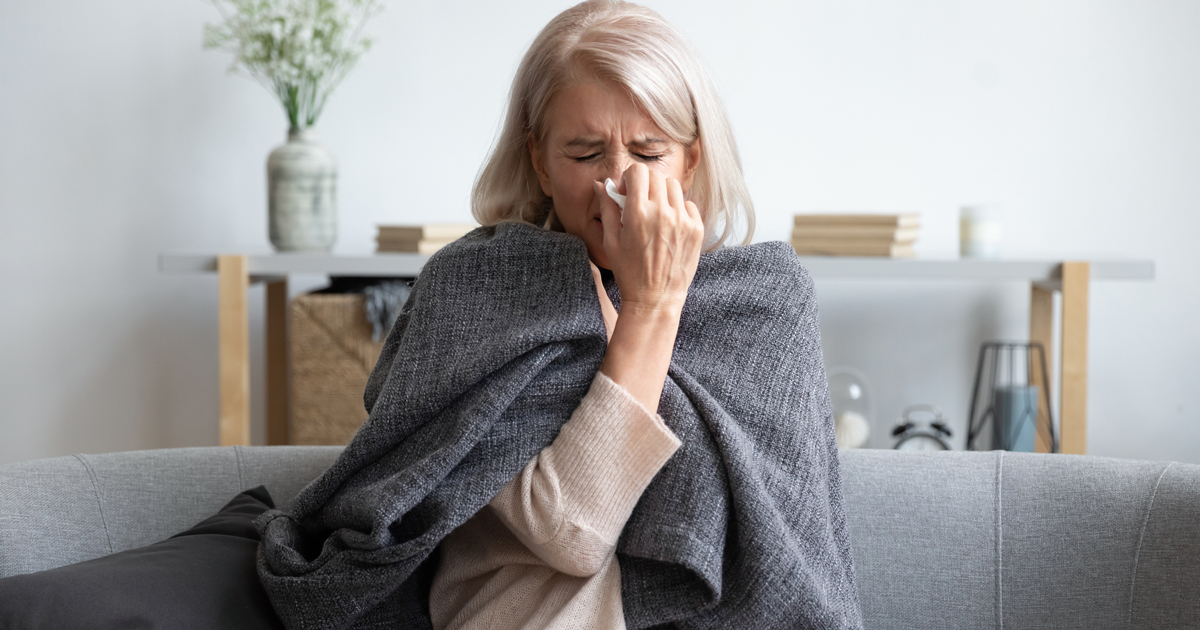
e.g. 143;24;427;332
0;486;284;630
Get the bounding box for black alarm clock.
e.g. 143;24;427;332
892;404;953;451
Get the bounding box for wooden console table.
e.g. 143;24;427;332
158;253;1154;454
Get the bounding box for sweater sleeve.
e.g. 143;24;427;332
487;370;682;578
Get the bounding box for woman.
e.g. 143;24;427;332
429;1;742;627
256;2;862;629
428;1;709;625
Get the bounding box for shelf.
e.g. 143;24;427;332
159;252;428;278
159;252;1155;283
795;257;1154;281
159;249;1153;455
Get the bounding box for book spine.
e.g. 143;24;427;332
792;242;914;257
791;227;919;242
793;214;920;228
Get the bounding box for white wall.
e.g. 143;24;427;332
2;0;1197;465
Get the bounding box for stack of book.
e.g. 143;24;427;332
791;213;920;257
375;223;477;255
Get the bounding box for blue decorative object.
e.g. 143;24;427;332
993;385;1039;452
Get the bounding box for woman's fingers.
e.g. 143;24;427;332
646;167;667;211
620;163;650;228
667;177;686;220
684;200;703;248
622;162;649;198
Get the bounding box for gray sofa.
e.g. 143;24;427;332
1;446;1197;629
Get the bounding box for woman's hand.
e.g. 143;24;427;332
589;163;704;414
591;163;704;316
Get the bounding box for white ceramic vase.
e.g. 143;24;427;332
267;126;337;251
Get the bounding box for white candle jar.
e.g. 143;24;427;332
959;205;1003;258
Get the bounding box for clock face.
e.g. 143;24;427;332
896;434;949;451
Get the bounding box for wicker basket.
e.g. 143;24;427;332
289;292;385;445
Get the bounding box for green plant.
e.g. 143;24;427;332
204;0;385;129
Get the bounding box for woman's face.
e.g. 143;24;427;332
529;80;700;270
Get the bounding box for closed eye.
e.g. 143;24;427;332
634;153;663;162
571;153;601;162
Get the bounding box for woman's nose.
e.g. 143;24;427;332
604;156;631;182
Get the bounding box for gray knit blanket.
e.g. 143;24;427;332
256;221;863;630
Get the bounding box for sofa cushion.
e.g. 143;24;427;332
0;486;283;630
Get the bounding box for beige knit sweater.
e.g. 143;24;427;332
429;370;682;630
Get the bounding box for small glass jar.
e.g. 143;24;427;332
959;204;1003;258
827;366;873;449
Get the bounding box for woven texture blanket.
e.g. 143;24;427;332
256;221;863;630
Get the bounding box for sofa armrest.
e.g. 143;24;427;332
0;445;341;577
841;450;1200;630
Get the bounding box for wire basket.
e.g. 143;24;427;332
966;341;1058;453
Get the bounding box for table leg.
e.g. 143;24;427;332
266;278;289;445
1060;262;1090;455
218;255;250;446
1029;283;1055;453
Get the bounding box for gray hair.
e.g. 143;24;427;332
471;0;755;249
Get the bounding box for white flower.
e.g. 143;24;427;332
203;0;385;128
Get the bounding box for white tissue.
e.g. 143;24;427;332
603;178;626;210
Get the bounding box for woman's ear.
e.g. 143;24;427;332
682;137;702;193
528;134;554;198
